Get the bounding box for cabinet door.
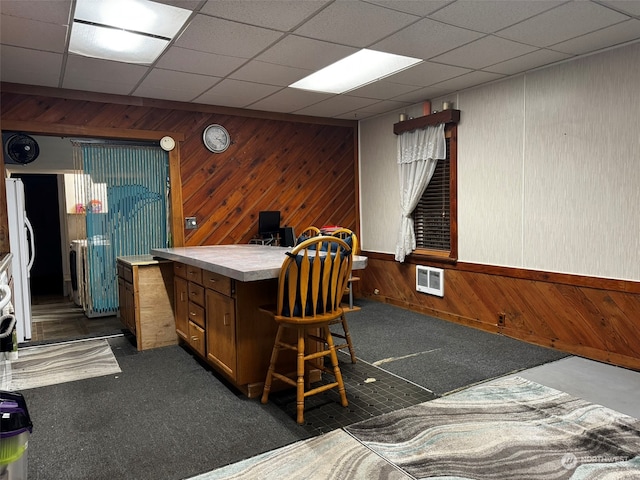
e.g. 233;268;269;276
117;277;128;329
124;281;136;336
174;276;189;340
206;289;236;379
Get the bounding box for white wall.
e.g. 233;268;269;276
4;135;75;174
359;41;640;282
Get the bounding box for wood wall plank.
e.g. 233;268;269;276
1;89;357;249
359;256;640;370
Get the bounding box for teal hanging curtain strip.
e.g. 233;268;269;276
75;142;169;316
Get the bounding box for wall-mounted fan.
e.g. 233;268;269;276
3;133;40;165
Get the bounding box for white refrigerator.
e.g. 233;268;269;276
6;178;35;342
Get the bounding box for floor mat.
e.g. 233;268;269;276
1;338;121;390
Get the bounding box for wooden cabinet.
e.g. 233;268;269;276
171;262;278;397
174;275;188;339
174;263;207;356
116;256;178;351
206;289;236;378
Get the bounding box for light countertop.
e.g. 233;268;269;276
151;244;368;282
117;255;172;267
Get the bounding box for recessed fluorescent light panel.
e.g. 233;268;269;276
69;0;191;64
289;49;422;94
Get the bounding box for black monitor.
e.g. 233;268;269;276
258;211;280;238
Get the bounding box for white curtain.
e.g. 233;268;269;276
395;123;446;262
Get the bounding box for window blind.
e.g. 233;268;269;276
413;137;450;251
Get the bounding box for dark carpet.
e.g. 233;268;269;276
342;299;568;395
20;299;568;480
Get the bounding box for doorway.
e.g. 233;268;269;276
10;171;122;344
15;174;63;296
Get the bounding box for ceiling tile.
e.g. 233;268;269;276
0;46;62;87
498;2;631;47
600;1;640;16
247;87;332;113
0;0;71;25
366;0;450;17
432;35;539;69
175;14;284;58
483;48;572;75
255;35;357;71
372;18;484;59
429;0;563;34
341;99;413;120
155;46;247;77
200;0;330;31
294;94;380;117
391;84;455;104
429;70;506;92
229;60;312;86
294;0;419;48
134;69;218;102
154;0;202;9
0;15;68;53
63;55;149;95
347;80;422;100
385;61;471;87
551;19;640;55
195;79;282;107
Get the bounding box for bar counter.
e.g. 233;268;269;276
151;244;368;281
150;244;367;398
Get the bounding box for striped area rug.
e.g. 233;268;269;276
1;338;121;390
195;377;640;480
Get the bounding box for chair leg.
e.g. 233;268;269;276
348;280;354;309
296;327;306;425
261;324;284;404
324;325;348;408
340;314;357;364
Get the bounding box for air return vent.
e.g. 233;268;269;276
416;265;444;297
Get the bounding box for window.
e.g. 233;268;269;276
412;125;457;260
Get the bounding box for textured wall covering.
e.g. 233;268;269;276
357;43;640;370
359;42;640;283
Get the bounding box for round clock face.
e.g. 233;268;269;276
160;136;175;151
203;124;231;153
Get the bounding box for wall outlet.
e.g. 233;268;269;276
185;216;197;229
497;313;506;326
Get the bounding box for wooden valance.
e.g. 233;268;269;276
393;109;460;135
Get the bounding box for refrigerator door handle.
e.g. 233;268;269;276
25;216;36;273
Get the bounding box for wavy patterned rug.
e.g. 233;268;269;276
195;377;640;480
1;338;121;390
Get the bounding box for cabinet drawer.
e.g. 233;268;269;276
187;301;205;328
186;265;203;284
188;321;206;357
174;262;187;279
188;282;205;307
202;270;232;296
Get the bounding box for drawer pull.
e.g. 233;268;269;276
191;336;199;342
209;278;217;283
190;311;196;316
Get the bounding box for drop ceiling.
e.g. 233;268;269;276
1;0;639;120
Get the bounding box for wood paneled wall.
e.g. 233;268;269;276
0;85;358;249
359;253;640;370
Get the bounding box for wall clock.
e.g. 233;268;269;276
203;124;231;153
160;136;176;151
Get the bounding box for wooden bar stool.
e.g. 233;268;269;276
329;228;359;363
260;236;353;424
